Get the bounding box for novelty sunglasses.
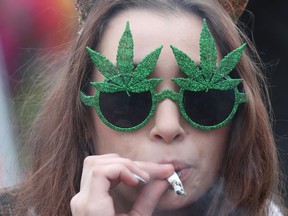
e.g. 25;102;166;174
81;20;247;132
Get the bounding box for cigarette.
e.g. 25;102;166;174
167;172;186;196
132;172;186;196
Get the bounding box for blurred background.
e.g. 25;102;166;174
0;0;77;186
241;0;288;201
0;0;287;201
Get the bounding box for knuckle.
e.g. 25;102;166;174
70;195;77;209
120;158;136;170
91;166;102;178
114;163;127;171
83;156;95;167
70;194;102;215
70;194;84;213
84;203;99;215
108;153;120;157
121;157;133;164
129;208;143;216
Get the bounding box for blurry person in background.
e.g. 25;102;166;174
0;0;76;90
0;0;77;189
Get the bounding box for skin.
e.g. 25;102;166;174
71;9;229;216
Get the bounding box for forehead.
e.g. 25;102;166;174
98;9;203;64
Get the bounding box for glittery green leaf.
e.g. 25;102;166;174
171;19;246;93
172;78;207;91
117;22;134;85
170;45;204;83
212;43;246;83
200;19;217;81
171;78;189;88
130;46;163;86
211;79;242;90
86;21;163;93
238;93;248;103
86;47;118;80
129;78;162;92
80;92;96;107
90;82;125;93
108;75;128;88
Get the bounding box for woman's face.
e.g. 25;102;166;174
91;9;229;210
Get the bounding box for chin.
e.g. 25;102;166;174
155;189;196;210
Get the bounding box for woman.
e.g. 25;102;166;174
1;0;286;215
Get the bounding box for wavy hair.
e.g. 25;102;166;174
11;0;285;215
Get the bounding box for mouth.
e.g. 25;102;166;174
159;160;193;181
175;170;183;178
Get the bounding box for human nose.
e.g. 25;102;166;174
149;99;185;144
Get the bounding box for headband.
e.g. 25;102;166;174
73;0;249;27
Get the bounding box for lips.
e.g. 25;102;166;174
159;160;193;181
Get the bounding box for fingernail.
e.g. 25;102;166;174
132;173;147;183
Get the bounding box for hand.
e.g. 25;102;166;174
70;154;174;216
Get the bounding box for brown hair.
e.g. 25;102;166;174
11;0;286;215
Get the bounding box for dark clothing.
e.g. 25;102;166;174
0;192;14;216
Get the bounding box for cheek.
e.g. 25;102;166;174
92;111;116;154
201;142;226;177
184;128;229;202
92;112;140;157
198;127;229;177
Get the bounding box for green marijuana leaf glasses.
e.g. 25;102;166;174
81;20;247;132
170;20;247;130
81;22;163;132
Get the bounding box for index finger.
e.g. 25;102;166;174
129;179;168;216
135;161;174;179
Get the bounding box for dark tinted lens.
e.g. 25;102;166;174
183;89;235;126
99;91;152;128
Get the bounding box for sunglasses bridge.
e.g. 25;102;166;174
154;89;180;104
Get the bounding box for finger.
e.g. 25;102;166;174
80;155;119;189
129;180;169;216
82;164;140;195
91;157;150;181
92;153;120;158
71;191;115;216
135;162;174;179
81;156;150;189
75;164;140;215
72;160;145;216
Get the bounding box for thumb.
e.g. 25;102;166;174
129;180;169;216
